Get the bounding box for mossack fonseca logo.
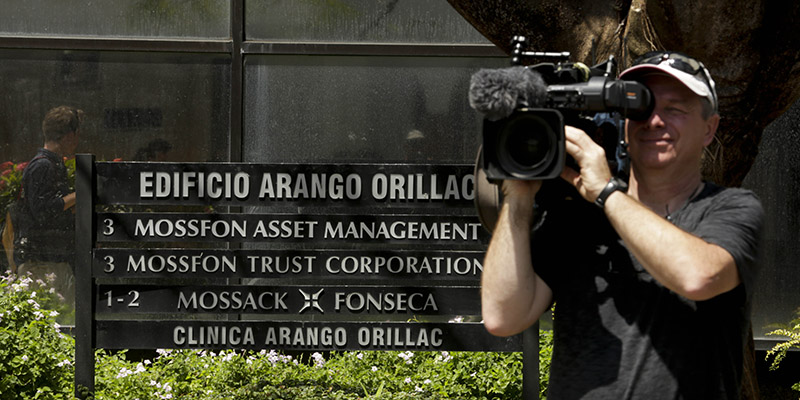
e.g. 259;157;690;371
138;170;474;202
175;288;439;314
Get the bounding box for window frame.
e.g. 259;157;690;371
0;0;503;163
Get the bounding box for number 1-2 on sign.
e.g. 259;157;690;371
105;290;140;308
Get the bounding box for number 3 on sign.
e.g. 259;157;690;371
105;290;140;308
102;218;115;236
103;256;115;273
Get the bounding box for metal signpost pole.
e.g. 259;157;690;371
523;322;540;399
74;154;96;398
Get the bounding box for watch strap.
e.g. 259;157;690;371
595;177;628;209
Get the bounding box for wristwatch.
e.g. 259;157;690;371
594;177;628;209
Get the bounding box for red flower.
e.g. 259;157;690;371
0;161;13;172
15;162;29;171
113;158;123;162
1;169;12;177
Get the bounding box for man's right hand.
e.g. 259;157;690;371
500;179;542;227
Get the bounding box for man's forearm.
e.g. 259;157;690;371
481;190;552;336
602;190;739;300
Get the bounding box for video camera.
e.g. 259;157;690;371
475;36;653;182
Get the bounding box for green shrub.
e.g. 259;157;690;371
765;307;800;394
0;272;76;399
92;348;525;399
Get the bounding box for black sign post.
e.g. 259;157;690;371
74;154;96;398
73;155;534;398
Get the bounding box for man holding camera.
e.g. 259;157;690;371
481;52;763;398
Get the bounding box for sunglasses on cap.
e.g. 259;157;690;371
633;51;718;111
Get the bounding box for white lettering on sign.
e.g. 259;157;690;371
252;220;318;239
173;325;255;346
324;255;481;276
259;173;362;200
333;292;438;312
323;221;481;241
264;326;348;347
127;254;237;274
134;219;247;239
370;174;474;201
356;327;443;348
140;171;250;200
177;291;288;311
246;255;315;274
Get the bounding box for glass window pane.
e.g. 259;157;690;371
0;0;230;39
243;55;505;164
742;98;800;339
245;0;490;44
0;50;231;164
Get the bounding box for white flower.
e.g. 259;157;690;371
311;352;325;368
156;349;172;357
49;310;59;317
356;352;364;360
404;377;412;384
398;351;414;364
371;366;378;372
424;379;432;384
57;359;72;367
21;355;28;362
415;386;423;392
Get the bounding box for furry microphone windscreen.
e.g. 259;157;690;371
468;66;547;121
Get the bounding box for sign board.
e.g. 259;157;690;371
95;321;519;352
74;157;523;397
93;248;484;281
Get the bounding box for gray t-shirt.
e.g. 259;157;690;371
533;181;763;400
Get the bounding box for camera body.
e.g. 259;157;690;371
481;39;653;182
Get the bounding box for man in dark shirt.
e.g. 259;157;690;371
16;106;83;312
481;52;763;398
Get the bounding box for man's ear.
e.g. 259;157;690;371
703;113;720;147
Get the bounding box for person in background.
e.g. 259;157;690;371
15;105;83;314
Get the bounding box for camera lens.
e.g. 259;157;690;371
496;112;557;178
